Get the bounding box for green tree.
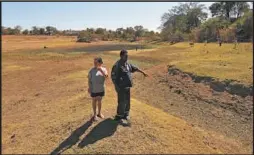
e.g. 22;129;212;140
86;28;95;34
39;28;45;35
186;4;207;30
46;26;51;34
22;29;29;35
31;26;40;35
209;2;249;20
14;25;22;34
125;27;135;39
209;2;223;17
95;28;106;35
7;28;15;35
233;2;250;18
134;25;145;38
46;26;58;35
191;17;231;42
116;28;124;36
231;9;253;41
78;30;90;39
160;2;207;41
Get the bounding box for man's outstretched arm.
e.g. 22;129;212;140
137;68;148;77
130;64;148;77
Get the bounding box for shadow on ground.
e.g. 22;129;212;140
168;65;253;97
50;118;128;154
78;118;120;148
50;120;93;155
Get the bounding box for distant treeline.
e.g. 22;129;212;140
2;2;253;43
1;25;160;42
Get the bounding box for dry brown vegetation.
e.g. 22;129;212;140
2;35;253;154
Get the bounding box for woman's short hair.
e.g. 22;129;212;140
94;57;103;64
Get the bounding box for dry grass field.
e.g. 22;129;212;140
2;35;253;154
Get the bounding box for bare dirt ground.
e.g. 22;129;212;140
132;64;253;147
2;36;253;154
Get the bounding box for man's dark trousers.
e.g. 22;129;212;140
117;88;130;118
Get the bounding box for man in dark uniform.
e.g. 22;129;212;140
111;50;148;121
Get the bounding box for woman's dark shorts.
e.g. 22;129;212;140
91;91;105;98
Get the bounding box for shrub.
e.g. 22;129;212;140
76;37;91;43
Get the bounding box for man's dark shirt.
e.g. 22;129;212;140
111;60;139;89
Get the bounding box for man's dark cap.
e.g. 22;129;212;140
120;49;128;56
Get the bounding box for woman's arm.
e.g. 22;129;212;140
98;67;108;78
88;72;92;93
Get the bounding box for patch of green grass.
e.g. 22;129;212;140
130;42;252;85
171;43;253;85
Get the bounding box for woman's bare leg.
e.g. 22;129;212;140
97;96;104;118
92;98;98;121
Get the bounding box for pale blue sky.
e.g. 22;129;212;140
2;2;252;32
